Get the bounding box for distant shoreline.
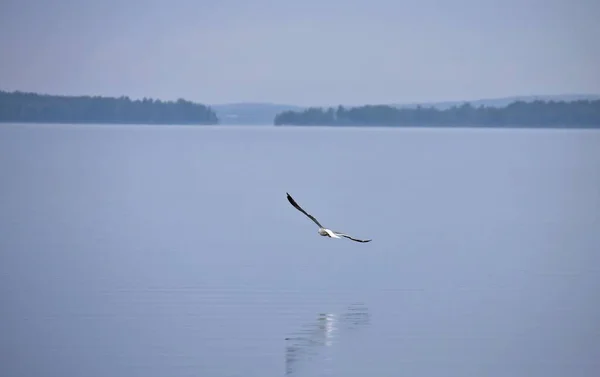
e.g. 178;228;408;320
273;100;600;128
0;90;219;125
2;90;600;128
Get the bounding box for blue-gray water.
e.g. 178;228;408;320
1;123;599;377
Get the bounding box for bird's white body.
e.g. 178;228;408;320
287;192;371;243
319;227;341;238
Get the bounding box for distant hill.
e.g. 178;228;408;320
211;103;304;124
394;94;600;110
213;94;600;125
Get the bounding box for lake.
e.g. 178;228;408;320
1;123;599;377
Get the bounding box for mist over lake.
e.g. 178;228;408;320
1;123;598;377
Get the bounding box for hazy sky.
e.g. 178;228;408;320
1;0;599;106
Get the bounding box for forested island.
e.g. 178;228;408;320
274;100;600;128
0;90;219;124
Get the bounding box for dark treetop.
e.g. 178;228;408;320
0;90;219;125
273;100;600;128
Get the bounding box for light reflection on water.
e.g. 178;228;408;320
285;303;370;376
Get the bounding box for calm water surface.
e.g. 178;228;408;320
1;123;599;377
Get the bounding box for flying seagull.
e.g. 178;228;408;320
286;192;372;243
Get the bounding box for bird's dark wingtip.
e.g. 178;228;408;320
286;192;295;203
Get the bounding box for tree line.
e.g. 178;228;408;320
0;90;219;124
274;100;600;128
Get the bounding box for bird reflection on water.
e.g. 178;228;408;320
285;303;370;375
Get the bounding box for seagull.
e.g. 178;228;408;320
286;192;371;243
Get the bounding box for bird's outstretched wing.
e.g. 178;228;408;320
323;228;341;239
286;192;324;228
333;231;372;243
